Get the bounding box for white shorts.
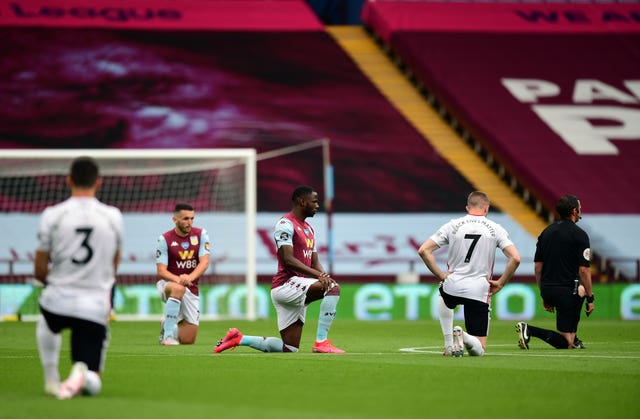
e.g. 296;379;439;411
270;276;318;331
39;286;112;326
156;280;200;325
442;275;491;304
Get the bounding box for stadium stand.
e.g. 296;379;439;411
361;0;640;280
0;0;638;283
0;0;484;289
327;26;547;238
0;2;473;213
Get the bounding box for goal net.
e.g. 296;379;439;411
0;149;258;320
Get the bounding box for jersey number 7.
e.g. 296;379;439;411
463;234;481;263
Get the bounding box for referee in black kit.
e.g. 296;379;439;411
516;194;595;350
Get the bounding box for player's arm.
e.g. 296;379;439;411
533;237;544;290
34;250;50;285
311;251;324;273
418;238;447;281
183;229;211;282
579;265;595;316
34;212;52;285
155;237;187;285
534;261;553;312
113;210;124;274
278;245;327;279
155;235;183;284
534;261;543;289
274;218;328;279
310;227;332;283
576;231;594;315
488;245;521;294
185;254;210;283
310;251;335;291
157;263;186;285
113;249;121;274
579;265;593;297
498;244;521;284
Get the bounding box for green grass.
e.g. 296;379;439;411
1;318;639;419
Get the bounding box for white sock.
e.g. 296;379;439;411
163;297;181;340
283;344;299;353
36;315;61;388
241;336;285;352
438;296;454;348
83;370;102;396
463;332;485;356
316;295;339;341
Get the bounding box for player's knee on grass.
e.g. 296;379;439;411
178;323;198;344
467;346;485;356
283;344;299;352
83;370;102;396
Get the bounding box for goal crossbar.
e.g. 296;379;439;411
0;148;258;320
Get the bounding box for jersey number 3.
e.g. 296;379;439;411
72;228;94;265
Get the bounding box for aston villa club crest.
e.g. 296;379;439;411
190;236;199;246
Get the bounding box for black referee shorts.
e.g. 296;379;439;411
439;285;490;337
540;285;583;333
40;306;108;372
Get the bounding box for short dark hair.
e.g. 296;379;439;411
291;185;316;202
174;202;194;213
556;194;579;219
69;156;99;188
467;191;490;208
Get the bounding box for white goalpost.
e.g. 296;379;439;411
0;149;258;320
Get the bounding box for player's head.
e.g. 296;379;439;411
68;156;100;191
174;202;194;214
466;191;490;215
173;202;195;236
556;194;581;221
291;185;319;218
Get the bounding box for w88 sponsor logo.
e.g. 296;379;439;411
176;259;198;270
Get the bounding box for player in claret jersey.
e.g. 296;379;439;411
215;185;345;354
156;203;210;346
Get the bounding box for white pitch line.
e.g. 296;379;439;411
399;346;640;359
3;344;640;360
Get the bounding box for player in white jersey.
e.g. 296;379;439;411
34;156;123;399
418;191;520;357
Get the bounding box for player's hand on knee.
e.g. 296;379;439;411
317;274;334;292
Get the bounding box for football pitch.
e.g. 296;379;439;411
1;318;638;419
